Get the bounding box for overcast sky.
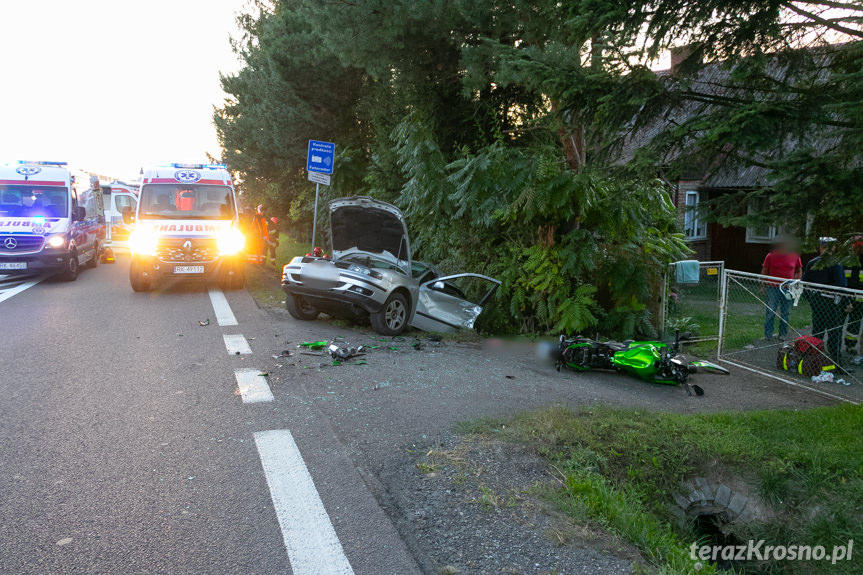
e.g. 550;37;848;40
0;0;246;180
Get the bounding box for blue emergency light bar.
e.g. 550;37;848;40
17;160;68;166
169;163;227;170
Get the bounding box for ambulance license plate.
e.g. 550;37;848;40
0;262;27;270
174;265;204;274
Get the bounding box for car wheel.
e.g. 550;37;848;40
129;260;151;292
371;292;409;336
85;243;99;268
59;249;80;282
286;295;319;320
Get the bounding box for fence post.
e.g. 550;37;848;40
717;266;728;358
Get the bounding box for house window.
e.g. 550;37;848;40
745;201;781;243
684;191;706;240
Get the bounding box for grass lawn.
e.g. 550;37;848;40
244;234;312;308
459;404;863;574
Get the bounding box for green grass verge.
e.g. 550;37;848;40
245;234;312;308
458;405;863;574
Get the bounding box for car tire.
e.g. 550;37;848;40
371;292;409;336
286;295;319;320
129;260;151;292
59;249;80;282
85;243;99;268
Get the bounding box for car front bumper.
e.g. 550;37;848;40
281;264;387;315
131;253;244;283
0;251;74;274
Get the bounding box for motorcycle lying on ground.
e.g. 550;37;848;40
551;330;730;396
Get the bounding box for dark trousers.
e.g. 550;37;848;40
845;300;863;353
811;296;843;361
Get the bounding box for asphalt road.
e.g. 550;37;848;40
0;258;422;575
0;257;835;575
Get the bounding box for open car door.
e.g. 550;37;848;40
410;273;501;333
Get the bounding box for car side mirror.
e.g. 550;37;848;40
122;207;135;225
432;281;445;291
73;206;86;221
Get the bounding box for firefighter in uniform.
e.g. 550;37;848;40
803;237;847;365
266;217;280;266
844;237;863;363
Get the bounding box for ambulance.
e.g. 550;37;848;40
99;180;138;252
126;163;245;291
0;161;105;280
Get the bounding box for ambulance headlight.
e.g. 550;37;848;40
217;228;245;256
46;234;66;248
129;229;158;256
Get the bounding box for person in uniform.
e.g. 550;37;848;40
802;237;847;364
843;237;863;363
266;216;280;266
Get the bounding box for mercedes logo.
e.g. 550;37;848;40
182;239;193;252
4;237;18;250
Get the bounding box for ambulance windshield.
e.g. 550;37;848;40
0;185;68;218
139;184;235;220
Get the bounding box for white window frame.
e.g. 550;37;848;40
683;191;707;240
745;201;781;243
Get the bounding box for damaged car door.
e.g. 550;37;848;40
410;274;501;332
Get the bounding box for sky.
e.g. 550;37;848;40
0;0;247;181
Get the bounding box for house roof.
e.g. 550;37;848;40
616;44;848;189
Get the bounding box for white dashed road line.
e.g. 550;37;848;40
223;334;252;355
0;275;46;305
234;369;273;403
208;287;238;326
254;430;355;575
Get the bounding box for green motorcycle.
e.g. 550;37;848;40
552;330;729;396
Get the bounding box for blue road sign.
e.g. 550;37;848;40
306;140;335;174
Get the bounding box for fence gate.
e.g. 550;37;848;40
662;261;724;355
718;269;863;403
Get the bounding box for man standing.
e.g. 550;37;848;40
266;216;280;266
803;237;847;364
250;205;269;265
761;235;802;340
843;237;863;363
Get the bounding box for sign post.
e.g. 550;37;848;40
306;140;335;248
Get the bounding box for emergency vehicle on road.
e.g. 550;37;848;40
0;161;105;281
100;180;138;253
126;163;245;291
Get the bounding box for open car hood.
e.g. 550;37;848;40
329;197;411;270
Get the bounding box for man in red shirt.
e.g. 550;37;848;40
761;235;802;339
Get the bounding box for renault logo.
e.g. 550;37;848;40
182;240;193;251
4;237;18;250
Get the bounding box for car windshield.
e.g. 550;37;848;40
0;185;69;218
139;184;235;219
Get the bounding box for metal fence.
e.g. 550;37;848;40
661;261;724;355
718;269;863;403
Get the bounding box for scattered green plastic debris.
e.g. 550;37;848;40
300;341;327;350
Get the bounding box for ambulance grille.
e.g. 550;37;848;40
0;235;44;254
155;238;218;263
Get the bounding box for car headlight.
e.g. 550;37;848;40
217;228;245;256
46;234;66;248
129;228;158;256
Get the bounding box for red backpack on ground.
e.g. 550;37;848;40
777;336;833;377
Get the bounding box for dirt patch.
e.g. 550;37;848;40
375;434;638;575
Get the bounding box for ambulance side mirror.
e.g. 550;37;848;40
72;206;86;222
122;207;135;225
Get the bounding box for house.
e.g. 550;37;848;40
618;45;840;271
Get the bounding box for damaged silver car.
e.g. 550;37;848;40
281;196;500;336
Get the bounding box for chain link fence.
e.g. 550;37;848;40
661;261;724;356
718;270;863;403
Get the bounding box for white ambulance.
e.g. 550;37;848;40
0;161;105;280
99;180;138;252
126;163;245;291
